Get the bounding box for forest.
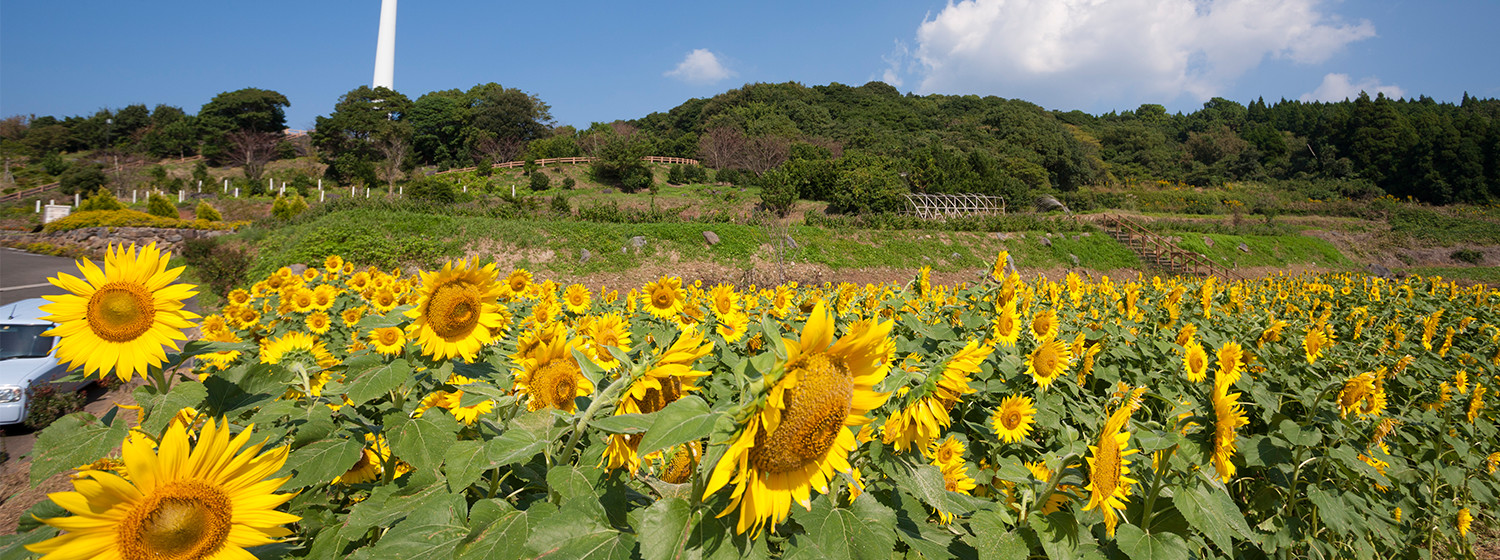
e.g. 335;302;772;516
3;81;1497;212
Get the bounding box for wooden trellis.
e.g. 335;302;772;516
903;193;1007;219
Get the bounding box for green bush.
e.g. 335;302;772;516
549;194;571;215
271;194;309;221
58;165;107;196
667;164;686;184
1452;249;1484;265
406;177;458;204
562;177;577;190
196;201;223;222
77;188;126;212
475;159;493;177
40;152;70;176
529;172;551;191
43;210;245;233
758;168;798;217
182;237;250;297
146;192;177;218
24;385;84;430
621;169;653;193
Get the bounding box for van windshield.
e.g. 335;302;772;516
0;324;55;360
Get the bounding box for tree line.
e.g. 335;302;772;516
3;81;1496;210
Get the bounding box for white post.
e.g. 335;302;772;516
234;188;239;198
352;185;356;197
198;179;202;192
74;193;80;206
36;200;41;213
318;179;322;189
50;199;54;206
511;184;516;197
365;187;370;198
320;190;325;202
224;179;229;192
463;185;467;193
399;186;403;195
132;191;137;203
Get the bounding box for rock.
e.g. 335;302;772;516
782;235;799;249
1237;242;1250;253
951;252;962;259
1080;232;1091;237
1202;236;1214;248
631;236;647;248
923;256;932;262
288;264;308;276
994;232;1012;241
580;249;592;263
1070;253;1081;266
1039;237;1052;247
167;234;183;243
1366;263;1394;279
621;246;628;254
703;231;720;246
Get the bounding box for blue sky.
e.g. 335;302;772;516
3;0;1497;131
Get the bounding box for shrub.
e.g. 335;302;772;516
1452;249;1484;265
406;177;458;204
668;164;686;184
40;152;70;176
43;210;245;233
757;169;798;217
77;188;126;212
24;385;84;430
58;165;107;196
562;177;577;190
715;168;740;185
687;165;709;183
621;169;653;193
475;159;493;177
196;201;223;222
271;194;309;221
182;237;251;297
549;194;571;215
146;192;177;218
529;172;551;191
192;160;213;189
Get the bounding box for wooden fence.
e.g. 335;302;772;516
0;155;205;204
435;156;700;176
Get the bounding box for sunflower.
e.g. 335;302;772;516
505;268;533;298
990;395;1037;443
334;433;411;484
605;328;714;473
514;333;596;413
1303;325;1330;364
1468;385;1487;423
1183;340;1209;383
404;259;507;362
928;437;976;524
704;303;892;537
1459;508;1473;537
1215;341;1244;388
1082;402;1139;538
369;326;407;356
26;419;298;560
1175;323;1197;347
992;299;1022;347
1211;379;1248;482
583;312;633;369
38;243;201;382
304;311;332;335
642;276;686;320
1338;372;1378;418
883;341;992;452
716;311;750;343
1029;309;1059;341
561;284;592;315
709;284;741;317
989;251;1010;283
1027;337;1073;389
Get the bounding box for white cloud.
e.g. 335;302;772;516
665;49;733;85
1300;73;1405;102
909;0;1375;109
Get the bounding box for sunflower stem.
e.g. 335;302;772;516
561;371;632;467
1028;452;1080;523
1137;444;1176;531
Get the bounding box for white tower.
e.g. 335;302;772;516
373;0;397;90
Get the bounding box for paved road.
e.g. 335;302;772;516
0;248;96;305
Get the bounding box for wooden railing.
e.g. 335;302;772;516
435;156;700;176
1100;214;1241;280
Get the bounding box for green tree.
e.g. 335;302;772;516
199;88;290;134
313;86;412;186
195;200;222;221
58;164;107;195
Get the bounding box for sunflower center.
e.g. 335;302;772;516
87;283;156;343
1093;439;1120;499
532;359;581;410
119;480;232;560
428;283;482;339
640;377;683;414
1001;409;1024;430
652;289;673;309
750;353;853;474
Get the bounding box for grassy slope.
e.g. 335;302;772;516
243;209;1141;280
1174;233;1352;269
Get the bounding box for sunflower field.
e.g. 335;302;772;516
7;242;1500;560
